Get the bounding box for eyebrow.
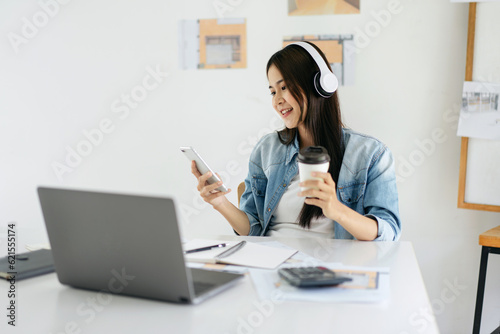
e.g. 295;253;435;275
268;79;284;89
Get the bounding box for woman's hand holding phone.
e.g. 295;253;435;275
185;150;250;236
191;161;231;208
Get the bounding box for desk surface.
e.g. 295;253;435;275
0;235;439;334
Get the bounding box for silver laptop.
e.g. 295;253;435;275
37;186;244;304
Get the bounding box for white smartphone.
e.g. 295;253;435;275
180;146;229;192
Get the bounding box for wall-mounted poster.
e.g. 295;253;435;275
288;0;360;16
179;18;246;70
283;35;356;86
457;81;500;140
450;0;498;2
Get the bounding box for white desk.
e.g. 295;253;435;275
0;236;439;334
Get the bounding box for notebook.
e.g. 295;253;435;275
0;249;54;280
37;187;244;304
184;239;297;269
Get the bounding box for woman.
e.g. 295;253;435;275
191;42;401;241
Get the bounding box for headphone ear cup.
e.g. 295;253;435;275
289;42;338;98
313;72;334;98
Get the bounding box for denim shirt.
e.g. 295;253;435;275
239;128;401;241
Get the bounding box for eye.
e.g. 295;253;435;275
281;86;286;91
270;91;275;96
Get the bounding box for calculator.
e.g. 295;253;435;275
278;266;352;288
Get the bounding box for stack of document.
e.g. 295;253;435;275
183;239;297;269
249;251;390;304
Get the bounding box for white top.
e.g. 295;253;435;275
267;174;334;238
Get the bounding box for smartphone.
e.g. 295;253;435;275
180;146;228;192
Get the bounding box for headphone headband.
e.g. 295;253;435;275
288;42;338;98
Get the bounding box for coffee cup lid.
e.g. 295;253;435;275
298;146;330;164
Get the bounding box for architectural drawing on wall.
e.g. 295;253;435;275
283;35;356;86
178;18;246;70
450;0;498;2
462;92;499;113
457;81;500;140
288;0;360;15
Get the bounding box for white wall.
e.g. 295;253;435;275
1;0;499;332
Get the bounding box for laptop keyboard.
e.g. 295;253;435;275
193;281;216;296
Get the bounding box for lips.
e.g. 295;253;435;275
280;107;292;117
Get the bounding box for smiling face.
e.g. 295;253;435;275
267;64;307;130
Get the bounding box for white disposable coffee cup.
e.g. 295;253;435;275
298;146;330;193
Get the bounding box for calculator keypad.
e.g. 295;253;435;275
278;266;351;287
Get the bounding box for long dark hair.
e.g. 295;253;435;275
266;42;344;229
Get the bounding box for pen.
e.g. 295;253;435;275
184;243;227;254
215;241;246;260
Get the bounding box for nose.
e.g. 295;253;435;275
274;91;284;107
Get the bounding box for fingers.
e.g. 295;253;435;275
200;184;231;203
299;187;326;200
304;196;322;207
300;183;330;211
190;161;230;206
298;172;336;200
298;180;327;197
191;161;225;191
200;180;224;195
196;171;212;190
191;160;202;178
310;171;335;186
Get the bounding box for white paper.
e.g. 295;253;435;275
184;239;297;269
186;262;249;275
249;264;390;303
184;239;240;263
25;243;51;251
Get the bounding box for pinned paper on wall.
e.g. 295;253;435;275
450;0;498;2
283;35;356;86
178;18;246;70
457;81;500;140
288;0;360;15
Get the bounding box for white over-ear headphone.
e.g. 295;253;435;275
289;42;339;98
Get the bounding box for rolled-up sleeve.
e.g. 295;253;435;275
364;147;401;241
239;176;264;236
